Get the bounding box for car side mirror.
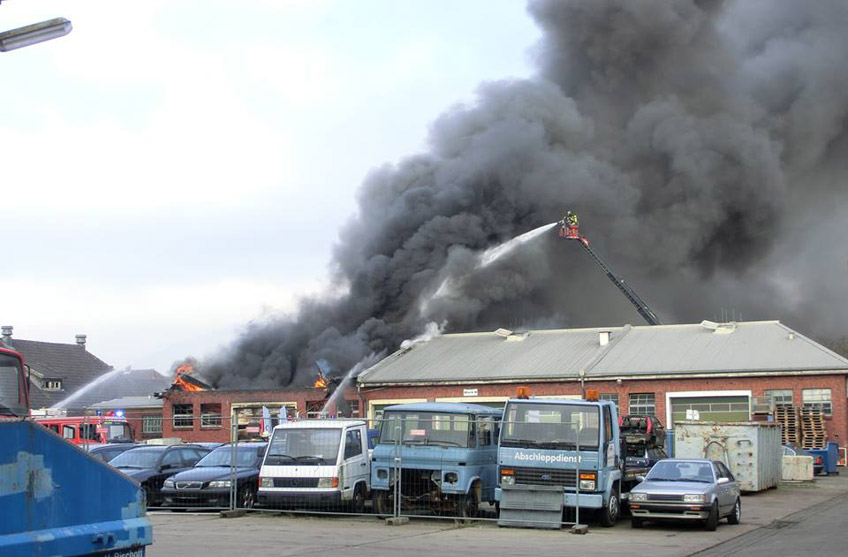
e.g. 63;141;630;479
717;477;730;485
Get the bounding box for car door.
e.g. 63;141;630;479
713;462;735;515
341;427;367;498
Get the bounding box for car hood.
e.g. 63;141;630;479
116;468;156;482
632;479;713;495
168;466;257;483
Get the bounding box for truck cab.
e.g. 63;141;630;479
370;402;502;518
257;419;371;512
496;395;623;528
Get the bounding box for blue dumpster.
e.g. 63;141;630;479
807;442;840;475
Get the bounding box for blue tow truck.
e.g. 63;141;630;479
496;393;630;529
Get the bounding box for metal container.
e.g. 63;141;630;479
673;421;782;492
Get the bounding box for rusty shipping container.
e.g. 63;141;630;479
673;421;782;492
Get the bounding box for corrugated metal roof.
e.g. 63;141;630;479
358;321;848;386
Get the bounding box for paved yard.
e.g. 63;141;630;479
147;475;848;557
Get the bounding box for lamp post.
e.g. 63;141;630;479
0;17;72;52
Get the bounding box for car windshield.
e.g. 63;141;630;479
264;428;341;465
500;402;600;450
378;412;473;448
197;446;261;467
647;461;714;483
109;448;163;468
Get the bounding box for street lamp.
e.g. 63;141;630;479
0;17;72;52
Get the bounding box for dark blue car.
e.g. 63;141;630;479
110;444;210;506
160;442;267;509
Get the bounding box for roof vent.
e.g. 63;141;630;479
700;320;737;334
494;328;513;338
599;330;611;347
505;331;530;342
787;332;795;341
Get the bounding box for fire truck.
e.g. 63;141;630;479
0;346;153;556
34;413;135;445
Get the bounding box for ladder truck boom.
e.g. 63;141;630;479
558;213;662;326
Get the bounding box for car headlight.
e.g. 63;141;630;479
163;479;175;488
317;477;339;488
444;472;458;484
500;468;515;486
683;494;707;503
579;480;596;491
377;469;388;480
260;477;274;488
208;480;231;488
629;492;647;502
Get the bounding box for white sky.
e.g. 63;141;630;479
1;0;540;374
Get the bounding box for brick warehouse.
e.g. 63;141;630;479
160;320;848;451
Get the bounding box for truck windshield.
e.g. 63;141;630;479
378;412;474;448
501;402;600;450
264;428;341;465
0;353;25;417
106;422;133;442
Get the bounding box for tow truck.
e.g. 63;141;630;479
0;346;153;556
559;213;662;326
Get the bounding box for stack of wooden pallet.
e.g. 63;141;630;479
775;404;799;446
799;407;827;450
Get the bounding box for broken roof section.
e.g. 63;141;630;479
357;320;848;387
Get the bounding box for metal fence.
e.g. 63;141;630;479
64;414;598;528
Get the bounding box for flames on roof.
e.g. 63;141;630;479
170;361;212;392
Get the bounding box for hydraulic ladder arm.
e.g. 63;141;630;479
558;214;662;326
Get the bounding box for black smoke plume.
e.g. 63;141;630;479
203;0;848;389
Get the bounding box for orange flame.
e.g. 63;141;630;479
172;362;204;392
313;376;327;389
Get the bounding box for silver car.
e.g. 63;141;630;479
628;459;741;531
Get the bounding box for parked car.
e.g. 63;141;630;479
625;445;668;478
782;444;824;476
160;442;267;509
628;459;741;531
109;444;210;506
87;443;140;464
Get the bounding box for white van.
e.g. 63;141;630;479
257;420;370;512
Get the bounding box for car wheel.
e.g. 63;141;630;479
599;485;620;527
374;489;392;516
349;484;366;514
238;486;256;509
727;498;741;525
631;517;643;529
704;502;719;531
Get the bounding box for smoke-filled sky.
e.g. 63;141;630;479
203;0;848;388
5;1;847;387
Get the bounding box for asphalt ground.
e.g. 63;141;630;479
147;474;848;557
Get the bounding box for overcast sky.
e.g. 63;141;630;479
1;0;540;374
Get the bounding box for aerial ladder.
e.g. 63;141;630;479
559;212;662;326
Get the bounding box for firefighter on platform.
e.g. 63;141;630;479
565;211;579;227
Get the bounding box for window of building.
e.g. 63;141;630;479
600;393;619;412
143;415;162;435
43;379;63;391
629;393;656;416
201;403;223;428
305;400;324;419
765;389;793;406
802;389;832;416
348;399;360;417
173;404;194;429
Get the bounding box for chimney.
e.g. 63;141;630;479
599;330;611;347
1;325;12;345
75;334;87;349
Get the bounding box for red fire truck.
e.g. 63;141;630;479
34;414;134;445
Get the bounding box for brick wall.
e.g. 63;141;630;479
359;374;848;444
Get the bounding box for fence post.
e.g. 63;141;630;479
393;421;401;518
575;430;581;527
230;411;238;510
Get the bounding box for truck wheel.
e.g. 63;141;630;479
704;502;719;531
349;484;366;514
459;491;479;520
374;490;392;516
727;498;741;525
599;485;620;527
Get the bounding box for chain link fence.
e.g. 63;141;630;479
61;412;599;528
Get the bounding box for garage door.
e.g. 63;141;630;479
670;396;750;422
